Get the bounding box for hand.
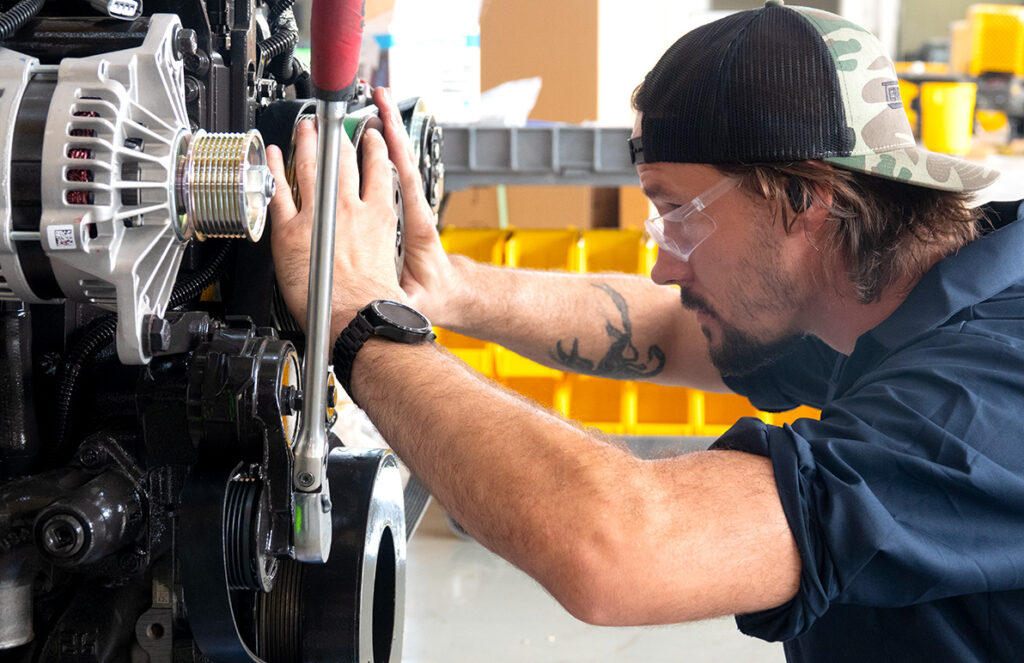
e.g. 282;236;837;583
267;117;406;339
371;87;460;325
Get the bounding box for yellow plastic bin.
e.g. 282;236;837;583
440;228;509;264
630;383;698;436
968;4;1024;76
504;228;582;270
579;229;646;273
919;82;977;156
698;392;769;437
566;375;634;434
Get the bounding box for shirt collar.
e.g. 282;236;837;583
865;206;1024;351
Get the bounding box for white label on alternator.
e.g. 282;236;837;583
47;225;77;250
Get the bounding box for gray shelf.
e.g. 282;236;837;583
440;125;639;191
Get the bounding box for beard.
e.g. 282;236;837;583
679;288;803;377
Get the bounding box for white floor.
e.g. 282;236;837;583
403;503;785;663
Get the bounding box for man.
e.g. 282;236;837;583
268;2;1024;660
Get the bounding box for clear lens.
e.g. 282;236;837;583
643;178;735;262
645;209;717;261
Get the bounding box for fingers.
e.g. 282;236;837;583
266;144;298;223
359;128;394;207
292;117;361;210
373;86;415;161
336;122;360;203
372;87;429;210
292;119;318;207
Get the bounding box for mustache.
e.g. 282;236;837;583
679;288;717;318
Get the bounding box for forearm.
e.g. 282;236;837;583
350;339;799;624
440;254;725;389
352;339;630;599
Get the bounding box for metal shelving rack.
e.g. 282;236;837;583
440;125;639;191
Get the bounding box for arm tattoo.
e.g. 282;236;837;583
549;283;666;378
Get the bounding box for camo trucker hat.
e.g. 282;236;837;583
629;0;1000;192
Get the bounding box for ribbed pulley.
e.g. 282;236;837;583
179;129;274;242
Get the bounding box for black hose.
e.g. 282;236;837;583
168;239;233;309
54;314;118;458
259;4;305;87
54;240;233;457
268;0;296;28
292;60;312;97
259;27;297;64
0;0;45;41
271;44;304;85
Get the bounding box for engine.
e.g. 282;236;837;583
0;1;444;661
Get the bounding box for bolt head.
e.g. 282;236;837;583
147;316;171;354
297;472;315;488
184;51;210;76
184;76;201;103
174;28;199;60
77;445;105;468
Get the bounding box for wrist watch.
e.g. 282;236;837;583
332;300;435;405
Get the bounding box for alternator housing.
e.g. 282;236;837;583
0;15;273;364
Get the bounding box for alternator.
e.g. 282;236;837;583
0;14;274;364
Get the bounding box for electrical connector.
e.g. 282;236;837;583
88;0;141;20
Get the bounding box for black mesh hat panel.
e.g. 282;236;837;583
635;4;853;164
631;2;1000;191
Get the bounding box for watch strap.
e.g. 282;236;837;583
332;311;375;406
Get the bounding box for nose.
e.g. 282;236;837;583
650;248;694;286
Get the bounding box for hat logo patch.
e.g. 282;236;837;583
882;80;902;109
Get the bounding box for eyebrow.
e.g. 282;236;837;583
641;183;670;201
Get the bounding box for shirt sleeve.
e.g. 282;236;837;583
721;335;840;411
711;330;1024;642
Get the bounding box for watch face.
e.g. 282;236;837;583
372;300;430;331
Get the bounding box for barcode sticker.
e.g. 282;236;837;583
48;225;77;250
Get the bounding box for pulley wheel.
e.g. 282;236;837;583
179;461;267;662
258;448;406;663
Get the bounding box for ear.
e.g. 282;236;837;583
792;180;832;241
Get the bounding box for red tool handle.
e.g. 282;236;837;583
310;0;365;101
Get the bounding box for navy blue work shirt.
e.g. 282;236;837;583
712;201;1024;662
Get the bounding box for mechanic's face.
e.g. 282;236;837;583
635;127;815;375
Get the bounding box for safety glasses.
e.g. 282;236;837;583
644;177;737;262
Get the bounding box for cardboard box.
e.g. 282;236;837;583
443;186;620;230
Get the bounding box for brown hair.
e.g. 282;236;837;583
714;162;983;303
